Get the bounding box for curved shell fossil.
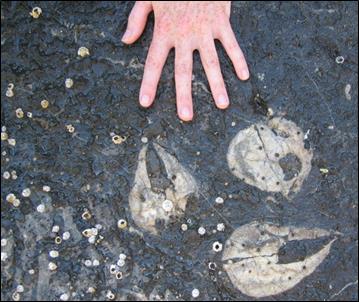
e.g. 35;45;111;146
129;143;197;235
227;117;313;197
222;221;338;298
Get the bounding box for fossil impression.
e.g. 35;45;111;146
129;143;197;235
222;221;338;298
227;117;313;197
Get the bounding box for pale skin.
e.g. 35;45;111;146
122;1;249;121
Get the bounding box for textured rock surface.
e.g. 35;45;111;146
1;1;358;301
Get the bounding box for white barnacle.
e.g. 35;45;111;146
215;197;224;204
3;171;10;179
6;83;14;97
198;227;206;236
117;259;125;267
84;259;92;267
181;224;188;231
115;271;123;280
335;56;344;64
6;193;16;203
1;238;7;246
208;262;217;270
1;252;8;261
106;290;115;300
66;124;75;133
36;204;45;213
49;250;59;258
48;261;57;271
42;185;51;192
162;199;173;212
62;231;71;240
15;108;24;119
191;288;200;298
87;287;96;294
217;223;225;232
141;136;148;143
16;285;24;293
13;199;21;207
8;138;16;146
92;259;100;266
119;253;127;261
55;236;62;244
22;188;31;197
112;135;126;145
65;78;74;88
117;219;127;229
12;292;20;301
29;7;42;19
60;293;69;301
52;225;60;233
41;99;49;109
81;209;92;220
212;241;223;252
88;236;96;244
78;46;90;57
109;264;117;274
1;132;8;141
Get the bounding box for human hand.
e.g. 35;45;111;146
122;1;249;121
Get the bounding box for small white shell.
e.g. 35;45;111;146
49;250;59;258
212;241;223;252
198;227;206;235
48;262;57;271
191;288;200;298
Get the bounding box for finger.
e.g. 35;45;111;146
122;1;152;44
175;46;193;121
199;39;229;109
139;36;170;107
218;23;249;80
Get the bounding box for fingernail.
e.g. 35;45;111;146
217;95;229;108
240;68;250;80
180;107;192;120
140;94;151;107
121;29;132;42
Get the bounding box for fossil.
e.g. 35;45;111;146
227;117;313;198
222;221;339;298
129;143;197;235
